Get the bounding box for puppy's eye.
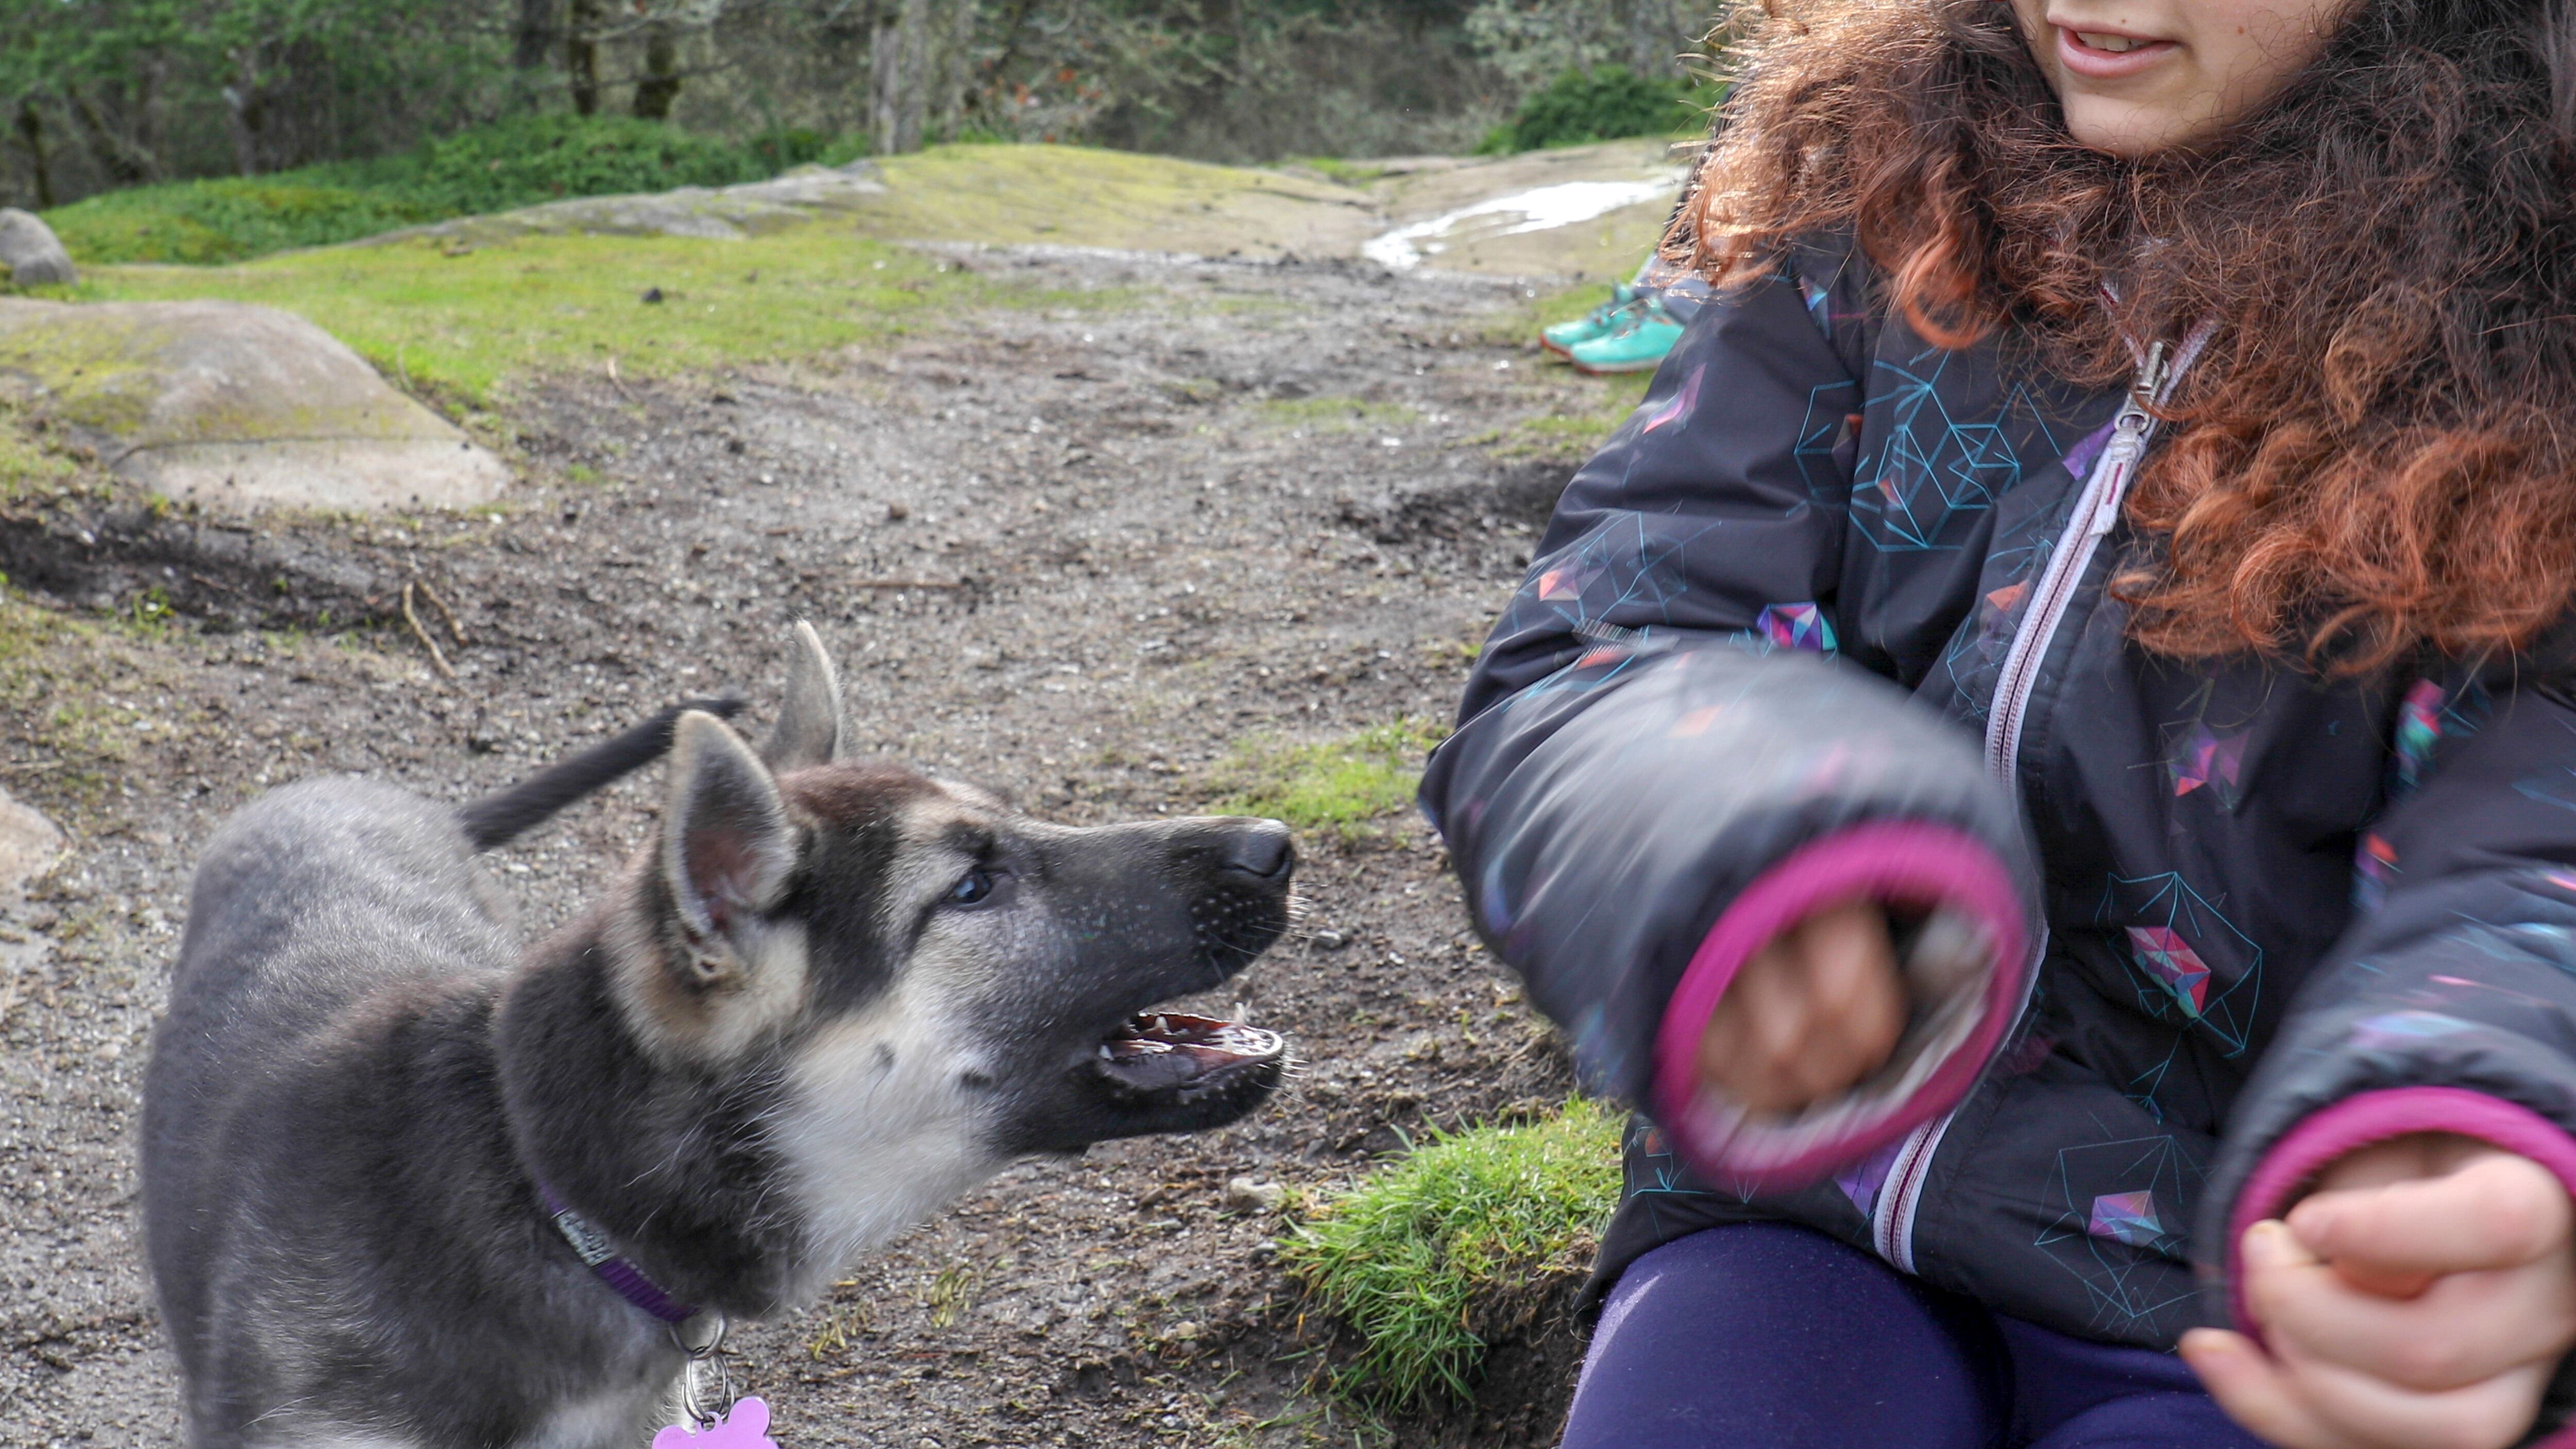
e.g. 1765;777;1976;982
945;868;997;906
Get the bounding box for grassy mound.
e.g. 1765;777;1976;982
42;141;1374;407
68;226;1120;407
45;116;778;265
1284;1097;1624;1413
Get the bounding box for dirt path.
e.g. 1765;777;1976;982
0;250;1609;1447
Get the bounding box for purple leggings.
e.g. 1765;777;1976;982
1562;1224;2269;1449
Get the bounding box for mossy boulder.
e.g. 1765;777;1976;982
0;298;505;513
0;209;77;289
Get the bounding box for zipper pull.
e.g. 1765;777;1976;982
2132;339;2170;407
2084;341;2171;539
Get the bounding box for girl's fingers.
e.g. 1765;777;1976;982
1808;905;1905;1071
2240;1217;2324;1329
1699;900;1903;1114
1701;939;1816;1112
2180;1328;2340;1449
2184;1327;2553;1449
2289;1151;2572;1275
2251;1227;2576;1390
2281;1346;2555;1449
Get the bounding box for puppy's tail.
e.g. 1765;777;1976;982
461;696;745;851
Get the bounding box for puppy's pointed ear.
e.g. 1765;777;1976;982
663;710;798;942
761;620;848;771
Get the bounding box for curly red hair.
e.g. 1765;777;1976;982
1676;0;2576;671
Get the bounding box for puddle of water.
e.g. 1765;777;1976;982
1363;178;1676;270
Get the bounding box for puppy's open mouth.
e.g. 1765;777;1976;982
1092;1012;1285;1097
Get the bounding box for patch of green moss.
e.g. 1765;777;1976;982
0;400;79;504
1284;1097;1623;1413
1208;717;1448;839
1294;157;1393;186
1253;396;1423;433
0;583;173;805
1482;382;1650;462
1477;278;1624;347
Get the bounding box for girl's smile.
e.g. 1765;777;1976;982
2052;20;2179;79
2013;0;2358;155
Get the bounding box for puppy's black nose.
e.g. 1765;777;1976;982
1217;822;1295;880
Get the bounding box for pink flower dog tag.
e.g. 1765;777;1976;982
653;1396;776;1449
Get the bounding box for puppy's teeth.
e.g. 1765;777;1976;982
1098;1043;1115;1060
1152;1015;1170;1034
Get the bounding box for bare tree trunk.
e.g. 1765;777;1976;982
931;0;978;137
222;47;267;176
14;99;54;210
632;21;684;119
565;0;603;116
514;0;558;72
869;0;933;153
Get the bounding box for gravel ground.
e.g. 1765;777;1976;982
0;249;1604;1447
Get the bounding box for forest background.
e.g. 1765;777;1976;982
0;0;1715;217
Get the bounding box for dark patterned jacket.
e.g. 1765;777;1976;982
1420;234;2576;1352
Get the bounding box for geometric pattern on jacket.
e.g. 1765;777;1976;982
1422;232;2576;1350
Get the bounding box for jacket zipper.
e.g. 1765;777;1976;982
1869;1107;1955;1270
1868;325;2212;1272
1984;338;2176;781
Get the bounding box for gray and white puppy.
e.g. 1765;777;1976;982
142;624;1295;1447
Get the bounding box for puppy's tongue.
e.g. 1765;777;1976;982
1093;1012;1284;1093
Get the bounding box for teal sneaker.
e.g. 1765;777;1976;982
1568;298;1685;374
1540;282;1639;357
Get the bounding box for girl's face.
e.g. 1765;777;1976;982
2008;0;2360;155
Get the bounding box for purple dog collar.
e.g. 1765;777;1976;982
536;1180;700;1327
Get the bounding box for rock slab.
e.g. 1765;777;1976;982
0;209;76;288
0;298;507;513
398;160;892;246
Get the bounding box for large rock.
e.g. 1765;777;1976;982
0;786;61;902
0;209;76;288
0;298;506;513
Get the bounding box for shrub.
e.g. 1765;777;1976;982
1479;65;1715;154
1283;1098;1624;1412
389;113;765;215
46;114;776;265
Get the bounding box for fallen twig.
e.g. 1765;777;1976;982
605;354;637;403
402;581;456;680
413;578;470;645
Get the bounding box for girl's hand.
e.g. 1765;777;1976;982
2182;1134;2576;1449
1694;899;1905;1114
